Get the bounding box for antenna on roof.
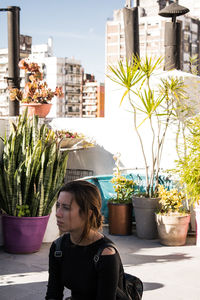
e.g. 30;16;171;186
125;0;132;8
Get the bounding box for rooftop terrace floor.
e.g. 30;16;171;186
0;226;199;300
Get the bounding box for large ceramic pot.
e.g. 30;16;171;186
2;215;49;253
155;213;190;246
132;196;160;239
21;103;52;118
108;202;133;235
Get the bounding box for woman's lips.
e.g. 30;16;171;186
57;221;63;226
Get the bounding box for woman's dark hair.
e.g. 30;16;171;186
58;180;104;241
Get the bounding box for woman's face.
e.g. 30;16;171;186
56;191;86;234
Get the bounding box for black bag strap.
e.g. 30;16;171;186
93;242;118;266
93;242;129;300
54;235;64;258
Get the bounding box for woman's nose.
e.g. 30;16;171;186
56;207;62;217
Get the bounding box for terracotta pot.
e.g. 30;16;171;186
108;202;133;235
132;196;160;239
21;103;52;118
155;213;190;246
2;215;49;253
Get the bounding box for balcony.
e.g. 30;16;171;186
66;99;80;104
66;89;81;95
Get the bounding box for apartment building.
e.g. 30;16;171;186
0;49;9;116
105;1;200;74
0;37;104;118
128;1;200;19
64;59;83;117
179;0;200;19
0;35;32;116
82;79;105;118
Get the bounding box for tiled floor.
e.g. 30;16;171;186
0;226;199;300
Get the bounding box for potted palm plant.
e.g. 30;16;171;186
155;185;190;246
0;109;69;253
9;59;63;118
108;153;136;235
108;56;188;239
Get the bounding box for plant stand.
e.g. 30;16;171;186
155;214;190;246
108;203;133;235
132;196;160;239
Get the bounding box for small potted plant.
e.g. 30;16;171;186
108;153;136;235
9;59;64;118
155;185;190;246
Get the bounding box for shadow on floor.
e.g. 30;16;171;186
143;281;164;291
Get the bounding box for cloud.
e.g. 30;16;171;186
89;27;94;34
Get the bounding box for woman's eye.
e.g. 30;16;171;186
63;205;70;210
56;203;70;210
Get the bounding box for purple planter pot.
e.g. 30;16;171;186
2;215;50;254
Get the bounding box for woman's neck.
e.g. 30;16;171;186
70;230;103;246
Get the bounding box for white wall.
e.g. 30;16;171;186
49;71;200;174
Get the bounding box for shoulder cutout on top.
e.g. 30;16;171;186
101;247;116;256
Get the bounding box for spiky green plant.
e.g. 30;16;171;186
108;55;189;198
0;109;68;217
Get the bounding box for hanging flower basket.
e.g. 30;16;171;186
60;138;83;148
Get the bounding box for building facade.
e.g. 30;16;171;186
179;0;200;19
0;35;32;116
0;37;104;118
82;80;105;118
105;1;200;74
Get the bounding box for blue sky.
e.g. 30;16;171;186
0;0;126;82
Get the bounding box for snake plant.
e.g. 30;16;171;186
0;109;68;217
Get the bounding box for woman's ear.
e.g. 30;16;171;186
89;209;93;218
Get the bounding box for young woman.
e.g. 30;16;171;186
45;180;124;300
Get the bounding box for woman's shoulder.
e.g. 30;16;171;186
100;235;116;249
94;235;118;255
50;233;70;250
95;236;123;271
